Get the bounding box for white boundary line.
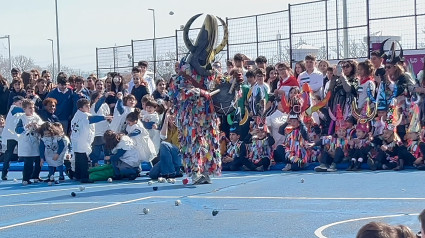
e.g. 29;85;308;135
314;213;420;238
0;196;152;231
188;196;425;200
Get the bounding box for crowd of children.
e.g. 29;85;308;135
0;45;425;185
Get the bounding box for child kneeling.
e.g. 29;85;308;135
104;130;140;180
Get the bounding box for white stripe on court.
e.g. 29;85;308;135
314;213;419;238
0;201;115;208
188;195;425;200
0;196;152;231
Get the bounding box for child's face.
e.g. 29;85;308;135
0;118;5;127
13;82;22;91
113;77;121;85
356;130;366;139
95;81;104;92
289;118;300;128
255;74;265;84
75;81;84;90
382;129;394;141
37;80;47;89
345;121;354;128
145;105;155;113
26;89;34;96
133;77;140;86
58;83;68;92
326;70;333;79
126;97;136;108
336;128;347;138
142;102;147;110
24;104;35;116
43;130;52;137
126;120;137;126
45;102;56;114
405;132;419;141
229;132;240;143
289;89;299;99
80;104;90;113
157;81;166;92
14;100;22;108
247;76;255;85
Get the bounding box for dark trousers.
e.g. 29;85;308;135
274;145;286;163
22;156;41;182
349;147;371;161
320;147;344;166
231;156;270;171
1;139;18;178
48;165;64;177
75;152;89;180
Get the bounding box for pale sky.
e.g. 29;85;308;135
0;0;309;73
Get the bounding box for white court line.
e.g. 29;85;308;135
188;196;425;200
0;181;147;197
0;174;275;198
0;202;115;208
0;196;152;231
314;213;419;238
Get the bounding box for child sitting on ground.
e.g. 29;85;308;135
314;105;348;172
125;109;156;165
244;124;274;172
347;121;372;171
221;123;247;171
104;130;140;180
15;99;44;185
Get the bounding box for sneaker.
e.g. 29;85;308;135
352;161;361;171
1;176;7;181
327;163;337;172
255;165;264;172
22;180;33;185
282;164;292;171
241;165;251;171
367;158;377;171
346;161;355;171
314;163;328;172
59;176;65;181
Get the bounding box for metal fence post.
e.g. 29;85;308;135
366;0;371;58
96;47;99;78
325;0;329;60
288;4;293;64
113;46;116;72
175;30;179;61
255;15;259;57
131;40;134;67
414;0;418;49
226;17;230;60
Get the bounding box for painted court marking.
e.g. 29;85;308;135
314;213;420;238
0;196;152;231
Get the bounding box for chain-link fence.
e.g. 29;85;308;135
97;0;425;78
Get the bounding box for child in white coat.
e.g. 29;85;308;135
1;96;24;181
104;130;140;180
89;92;111;166
141;100;160;153
70;98;111;183
39;122;71;182
15;99;44;185
109;93;136;133
126;109;156;165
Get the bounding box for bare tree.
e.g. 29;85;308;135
12;55;35;72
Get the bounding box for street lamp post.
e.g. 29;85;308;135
55;0;61;73
0;35;12;76
47;39;55;80
148;8;156;80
